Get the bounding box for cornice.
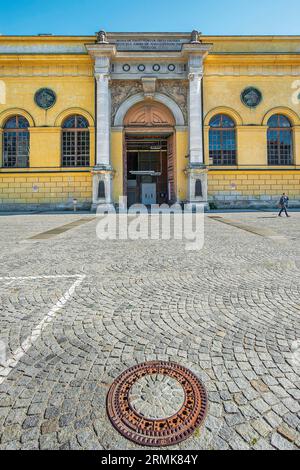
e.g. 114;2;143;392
0;54;91;63
1;34;300;41
0;36;95;43
205;53;300;65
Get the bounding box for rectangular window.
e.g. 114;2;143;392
267;130;292;165
209;130;236;165
62;131;90;167
3;131;29;167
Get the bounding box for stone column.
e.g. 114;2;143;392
188;55;204;165
86;43;116;211
95;59;110;167
91;56;114;211
186;54;208;207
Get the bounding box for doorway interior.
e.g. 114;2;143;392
124;133;175;206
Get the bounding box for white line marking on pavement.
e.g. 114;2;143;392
0;274;86;385
0;275;82;281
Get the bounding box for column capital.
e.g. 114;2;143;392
95;55;111;76
188;72;203;81
182;42;212;59
95;73;110;82
85;43;116;59
188;54;204;76
86;44;115;77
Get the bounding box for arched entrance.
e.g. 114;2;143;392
123;100;176;206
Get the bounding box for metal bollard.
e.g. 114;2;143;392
73;198;78;212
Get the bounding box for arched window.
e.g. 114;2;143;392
62;115;90;167
267;114;293;165
209;114;236;165
3;115;30;167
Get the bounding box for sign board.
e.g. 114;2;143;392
116;40;186;52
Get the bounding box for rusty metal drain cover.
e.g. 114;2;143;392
106;361;208;447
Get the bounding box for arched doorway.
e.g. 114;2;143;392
123;101;176;206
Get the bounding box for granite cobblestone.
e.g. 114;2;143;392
0;212;299;449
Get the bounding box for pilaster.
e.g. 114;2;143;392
91;168;115;212
86;42;116;210
294;126;300;166
185;165;209;208
0;129;3;168
188;55;204;166
183;42;212;206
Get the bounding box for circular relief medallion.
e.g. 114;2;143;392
106;361;208;447
138;64;146;72
168;64;176;72
34;88;56;110
152;64;161;72
241;87;262;108
122;64;131;72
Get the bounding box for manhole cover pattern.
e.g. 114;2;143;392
106;361;208;447
129;374;185;419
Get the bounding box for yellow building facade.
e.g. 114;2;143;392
0;31;300;210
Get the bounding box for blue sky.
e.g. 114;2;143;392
0;0;299;36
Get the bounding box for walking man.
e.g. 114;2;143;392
278;193;290;217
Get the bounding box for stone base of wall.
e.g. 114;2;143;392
1;198;300;212
208;170;300;209
0;172;92;212
208;195;300;209
1;170;300;211
0;202;92;212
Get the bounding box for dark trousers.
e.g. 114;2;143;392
279;206;289;216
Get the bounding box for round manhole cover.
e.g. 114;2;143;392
106;361;208;447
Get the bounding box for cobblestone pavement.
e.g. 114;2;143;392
0;211;299;450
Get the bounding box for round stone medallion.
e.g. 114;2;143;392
153;64;161;72
241;87;262;108
34;88;56;110
106;361;208;447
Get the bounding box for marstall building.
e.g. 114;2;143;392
0;30;300;210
